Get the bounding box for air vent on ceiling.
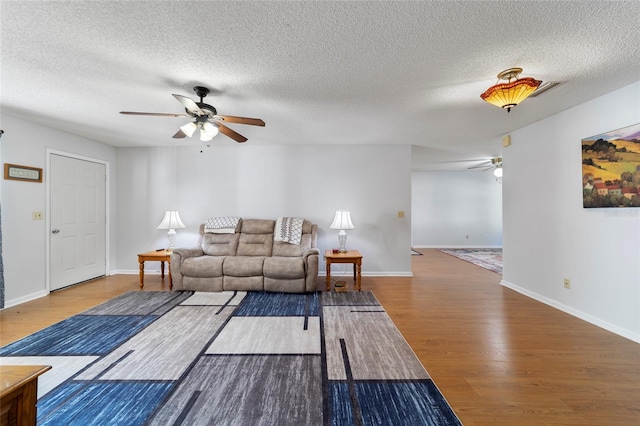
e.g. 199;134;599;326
529;81;561;97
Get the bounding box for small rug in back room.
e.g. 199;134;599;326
438;248;502;274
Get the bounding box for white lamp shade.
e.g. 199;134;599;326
493;167;503;178
330;210;355;230
180;122;198;137
200;122;219;141
157;211;186;230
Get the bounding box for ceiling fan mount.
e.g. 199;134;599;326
468;157;502;171
193;85;210;99
119;85;265;144
189;86;217;117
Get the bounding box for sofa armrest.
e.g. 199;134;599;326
303;248;320;291
170;248;204;290
303;247;320;260
172;247;204;259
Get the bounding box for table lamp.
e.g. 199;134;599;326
330;210;355;253
157;211;186;252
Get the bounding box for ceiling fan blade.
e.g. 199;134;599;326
172;94;204;116
468;162;492;169
433;158;489;164
172;129;187;138
217;115;266;127
218;124;248;143
120;111;188;117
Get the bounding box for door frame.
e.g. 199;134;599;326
45;149;110;292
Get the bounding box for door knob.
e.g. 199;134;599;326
52;229;60;234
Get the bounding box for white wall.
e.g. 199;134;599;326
0;115;412;307
503;81;640;342
115;144;413;276
412;170;502;247
0;114;117;306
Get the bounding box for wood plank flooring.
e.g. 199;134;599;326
1;249;638;425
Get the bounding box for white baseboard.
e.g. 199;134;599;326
321;272;413;277
113;270;156;275
116;270;414;277
413;245;502;249
3;290;49;309
500;279;640;344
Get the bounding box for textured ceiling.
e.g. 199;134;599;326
2;1;639;170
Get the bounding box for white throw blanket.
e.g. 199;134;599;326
204;217;241;234
274;217;304;245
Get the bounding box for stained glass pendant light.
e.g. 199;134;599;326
480;68;542;112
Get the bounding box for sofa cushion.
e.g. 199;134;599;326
236;220;274;256
240;219;275;234
263;257;305;279
183;276;224;292
201;233;239;256
223;276;264;292
182;256;225;278
223;256;266;277
272;234;314;257
264;277;306;293
272;220;315;256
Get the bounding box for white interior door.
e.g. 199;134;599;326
50;154;106;291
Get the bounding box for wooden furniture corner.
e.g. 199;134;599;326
1;365;51;426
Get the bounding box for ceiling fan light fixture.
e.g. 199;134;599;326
200;122;219;141
180;121;198;137
122;86;264;143
493;166;503;178
480;68;542;112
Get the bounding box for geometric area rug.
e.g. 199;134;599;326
438;248;503;275
0;291;462;425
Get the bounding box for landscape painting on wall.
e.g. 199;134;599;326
582;123;640;208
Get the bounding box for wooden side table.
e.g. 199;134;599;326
324;249;363;292
138;250;172;289
0;365;51;426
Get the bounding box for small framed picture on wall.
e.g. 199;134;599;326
4;163;43;183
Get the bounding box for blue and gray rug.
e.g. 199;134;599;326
0;291;461;425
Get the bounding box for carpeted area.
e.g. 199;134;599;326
0;290;461;425
438;248;502;274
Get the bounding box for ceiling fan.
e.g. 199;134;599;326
468;157;503;177
120;86;265;143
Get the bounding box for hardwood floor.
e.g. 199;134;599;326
1;249;638;425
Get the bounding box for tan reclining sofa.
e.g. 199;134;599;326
171;218;319;293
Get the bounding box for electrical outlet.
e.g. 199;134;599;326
32;211;43;220
564;278;571;289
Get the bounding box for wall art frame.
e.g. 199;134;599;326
582;123;640;208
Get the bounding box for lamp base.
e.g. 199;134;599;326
167;229;176;252
337;230;348;253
